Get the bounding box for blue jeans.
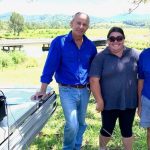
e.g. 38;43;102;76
140;95;150;128
59;85;90;150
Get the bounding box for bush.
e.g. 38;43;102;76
10;50;27;64
0;50;28;69
0;51;14;68
25;57;38;68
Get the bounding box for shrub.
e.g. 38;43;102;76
10;50;27;64
25;57;38;68
0;51;14;68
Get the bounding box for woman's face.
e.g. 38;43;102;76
107;32;124;54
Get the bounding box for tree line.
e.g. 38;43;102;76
0;0;150;36
0;12;150;38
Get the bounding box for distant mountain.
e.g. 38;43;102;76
0;12;150;26
108;13;150;22
0;12;105;23
0;12;12;21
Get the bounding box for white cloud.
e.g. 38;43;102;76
0;0;150;17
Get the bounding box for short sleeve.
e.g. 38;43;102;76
89;53;104;78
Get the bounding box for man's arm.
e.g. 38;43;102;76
137;79;144;117
90;77;104;112
40;83;48;93
31;83;48;100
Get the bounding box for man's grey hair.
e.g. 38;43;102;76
71;12;90;24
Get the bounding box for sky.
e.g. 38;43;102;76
0;0;150;17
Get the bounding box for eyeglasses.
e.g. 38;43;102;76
108;36;124;42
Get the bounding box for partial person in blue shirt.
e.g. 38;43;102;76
138;48;150;149
32;12;97;150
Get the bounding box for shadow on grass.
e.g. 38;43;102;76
30;94;147;150
82;144;98;150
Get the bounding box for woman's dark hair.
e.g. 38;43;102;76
107;27;125;39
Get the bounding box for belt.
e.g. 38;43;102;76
59;83;90;89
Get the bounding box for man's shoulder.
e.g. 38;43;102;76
139;47;150;57
139;48;150;62
52;34;70;45
141;47;150;54
54;34;68;40
83;35;94;44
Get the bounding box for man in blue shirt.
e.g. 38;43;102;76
138;48;150;149
32;12;97;150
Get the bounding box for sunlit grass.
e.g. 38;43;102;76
0;53;148;150
1;27;149;149
0;57;148;149
29;95;147;150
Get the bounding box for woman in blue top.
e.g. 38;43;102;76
89;27;139;150
138;48;150;149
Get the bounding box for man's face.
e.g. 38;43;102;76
70;14;89;37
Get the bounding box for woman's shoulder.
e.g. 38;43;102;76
126;47;140;57
97;47;109;56
126;47;139;52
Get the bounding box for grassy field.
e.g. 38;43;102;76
0;56;148;150
0;27;149;149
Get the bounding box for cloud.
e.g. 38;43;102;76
0;0;150;17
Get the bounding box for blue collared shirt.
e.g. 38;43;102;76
138;48;150;99
41;31;97;85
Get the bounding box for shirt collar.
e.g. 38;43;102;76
66;31;88;43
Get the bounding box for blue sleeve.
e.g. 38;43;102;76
41;37;61;84
93;46;97;58
90;42;97;62
138;52;144;79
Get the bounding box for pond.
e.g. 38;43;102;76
22;43;48;58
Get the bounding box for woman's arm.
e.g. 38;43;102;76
137;79;144;117
90;77;104;112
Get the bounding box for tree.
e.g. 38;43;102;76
129;0;150;13
9;12;24;36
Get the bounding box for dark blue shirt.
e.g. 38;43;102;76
89;47;139;110
41;31;97;85
138;48;150;100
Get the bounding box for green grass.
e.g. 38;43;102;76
1;27;150;51
0;55;148;150
1;27;149;149
29;95;147;150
